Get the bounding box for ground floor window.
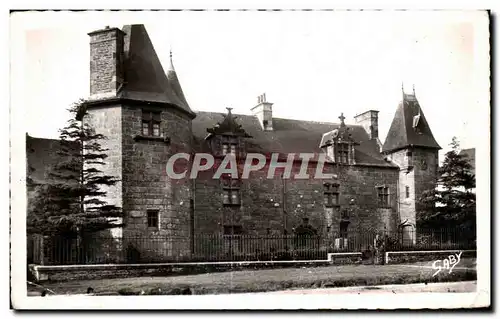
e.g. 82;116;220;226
339;221;349;238
223;225;243;236
147;209;159;229
377;186;390;208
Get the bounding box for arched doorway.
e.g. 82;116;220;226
293;218;319;257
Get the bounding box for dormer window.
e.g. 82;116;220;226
222;143;237;156
206;107;252;156
412;114;421;129
142;111;161;137
337;143;349;164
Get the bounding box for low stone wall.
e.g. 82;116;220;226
31;250;471;282
328;252;362;264
385;250;476;264
31;259;337;282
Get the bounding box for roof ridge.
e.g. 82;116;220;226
193;110;363;127
26;135;60;142
401;100;409;147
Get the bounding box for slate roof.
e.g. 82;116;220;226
26;135;69;184
192;111;397;168
382;92;441;153
459;148;475;175
27;111;397;178
88;24;195;118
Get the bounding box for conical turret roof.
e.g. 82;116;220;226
382;90;441;153
119;24;195;118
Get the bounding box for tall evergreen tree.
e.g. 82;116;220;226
418;137;476;231
27;100;123;237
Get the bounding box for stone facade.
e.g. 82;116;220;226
120;105;193;259
387;147;439;243
192;158;400;253
27;24;442;263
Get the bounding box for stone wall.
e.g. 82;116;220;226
385;250;476;264
121;105;193;260
31;260;334;282
89;28;124;98
85;106;123;208
192;159;399;252
84;106;124;260
389;147;439;238
414;148;439;216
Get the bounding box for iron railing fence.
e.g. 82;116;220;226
28;228;476;265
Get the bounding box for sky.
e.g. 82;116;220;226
11;10;490;158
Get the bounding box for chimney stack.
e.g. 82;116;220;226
251;93;273;131
354;110;379;140
88;26;125;99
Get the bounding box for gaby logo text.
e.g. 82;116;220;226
432;251;462;277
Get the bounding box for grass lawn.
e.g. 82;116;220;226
32;258;476;296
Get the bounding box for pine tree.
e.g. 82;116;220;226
27;100;123;237
26;134;37;189
418;137;476;232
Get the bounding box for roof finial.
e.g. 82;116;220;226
412;84;416;96
226;107;233;114
339;112;346;127
168;46;175;72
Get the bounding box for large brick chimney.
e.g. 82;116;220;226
354;110;379;140
88;26;125;99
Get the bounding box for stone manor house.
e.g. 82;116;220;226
27;24;441;261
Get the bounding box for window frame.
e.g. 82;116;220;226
405;185;410;199
377;186;390;208
339;221;349;238
142;111;162;137
336;142;350;164
323;183;340;207
147;209;159;229
222;142;237;156
222;177;241;207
